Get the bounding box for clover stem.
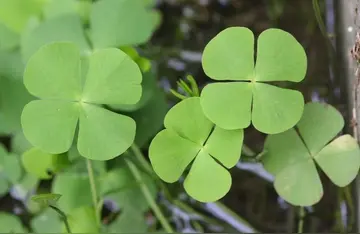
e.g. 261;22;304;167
297;206;305;233
125;158;174;233
49;205;72;233
86;159;101;228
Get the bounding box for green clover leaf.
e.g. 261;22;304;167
262;102;360;206
67;206;98;233
90;0;156;48
21;42;142;160
31;208;63;233
22;147;69;179
149;97;243;202
200;27;307;134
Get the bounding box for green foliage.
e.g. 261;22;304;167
262;103;360;206
22;148;69;179
67;206;98;233
31;208;63;233
31;193;62;207
0;144;22;195
149;97;243;202
200;27;306;134
21;42;142;160
0;212;26;233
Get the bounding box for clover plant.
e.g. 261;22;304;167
200;27;307;134
150;97;244;202
0;144;22;195
21;42;142;160
262;102;360;206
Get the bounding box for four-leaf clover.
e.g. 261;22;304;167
149;97;243;202
21;42;142;160
262;102;360;206
200;27;307;134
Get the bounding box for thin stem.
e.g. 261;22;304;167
297;207;305;233
344;185;355;231
125;158;174;233
50;205;71;233
86;159;100;228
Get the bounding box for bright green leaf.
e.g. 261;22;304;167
149;129;200;183
21;100;79;154
200;27;306;133
315;135;360;187
0;212;26;233
22;148;69;179
184;150;231;202
164;97;213;144
43;0;78;19
149;97;242;202
90;0;155;48
252;83;304;134
200;82;252;130
255;28;307;82
81;48;142;105
22;42;141;160
77;104;136;160
0;23;19;50
202;27;254;81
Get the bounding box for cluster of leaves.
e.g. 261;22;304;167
0;0;167;233
149;27;360;206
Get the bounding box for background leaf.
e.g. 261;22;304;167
0;212;26;233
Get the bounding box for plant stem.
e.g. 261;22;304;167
125;158;174;233
297;206;305;233
50;205;71;233
86;159;100;228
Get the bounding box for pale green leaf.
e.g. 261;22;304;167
274;159;323;206
77;104;136;160
67;206;98;233
252;83;304;134
108;209;147;233
164;97;213;144
31;208;63;233
22;148;69;179
200;82;252;130
21;14;90;62
43;0;78;19
315;135;360;187
23;42;82;100
0;212;26;233
90;0;154;48
297;102;344;155
81;48;142;105
205;126;243;168
21;100;79;154
184;151;231;202
255;28;307;82
263;129;310;175
0;77;32;134
202;27;254;81
52;173;93;213
11;130;32;155
149;129;200;183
